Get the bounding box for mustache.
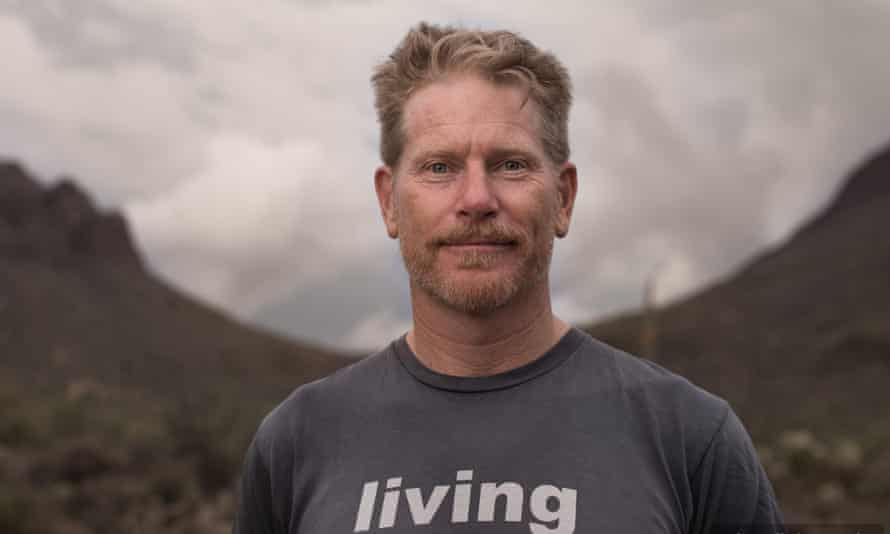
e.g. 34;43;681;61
434;224;523;246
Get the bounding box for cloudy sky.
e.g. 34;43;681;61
2;0;889;352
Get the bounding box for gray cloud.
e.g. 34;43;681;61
549;0;890;320
2;0;889;351
1;0;196;71
253;243;412;352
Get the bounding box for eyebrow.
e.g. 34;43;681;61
409;146;542;165
486;147;541;163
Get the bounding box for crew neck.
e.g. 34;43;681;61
393;327;586;392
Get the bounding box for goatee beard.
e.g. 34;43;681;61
401;233;553;316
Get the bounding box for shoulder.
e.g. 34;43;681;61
573;335;781;525
578;331;729;414
574;330;733;464
252;341;398;455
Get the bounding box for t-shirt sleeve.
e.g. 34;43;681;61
688;405;785;534
232;436;285;534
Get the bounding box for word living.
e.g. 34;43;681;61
353;469;577;533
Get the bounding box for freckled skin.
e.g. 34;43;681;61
374;74;578;376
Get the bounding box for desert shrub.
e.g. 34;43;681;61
0;394;45;449
49;397;89;439
163;392;242;496
0;414;39;448
0;484;39;534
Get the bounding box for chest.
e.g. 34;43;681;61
287;397;692;534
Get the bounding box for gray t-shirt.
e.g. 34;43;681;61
233;327;784;534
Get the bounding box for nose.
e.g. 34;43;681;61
455;161;498;221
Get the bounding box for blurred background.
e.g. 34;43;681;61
1;0;888;532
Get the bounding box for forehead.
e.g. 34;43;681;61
401;75;543;154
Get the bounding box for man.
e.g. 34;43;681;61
233;22;784;534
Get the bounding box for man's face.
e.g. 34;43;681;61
375;74;576;315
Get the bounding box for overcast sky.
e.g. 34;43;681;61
2;0;889;352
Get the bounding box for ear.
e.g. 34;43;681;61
554;162;577;238
374;165;399;239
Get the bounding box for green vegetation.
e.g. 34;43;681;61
0;377;249;534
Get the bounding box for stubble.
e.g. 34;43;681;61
398;204;557;316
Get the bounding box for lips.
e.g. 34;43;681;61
441;238;516;246
447;241;513;246
440;240;518;254
441;241;516;248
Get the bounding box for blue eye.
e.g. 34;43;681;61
502;160;526;171
430;162;449;173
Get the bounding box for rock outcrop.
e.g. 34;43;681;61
0;161;142;268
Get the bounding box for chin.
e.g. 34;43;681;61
427;274;522;315
437;293;514;316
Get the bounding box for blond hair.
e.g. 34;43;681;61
371;22;573;168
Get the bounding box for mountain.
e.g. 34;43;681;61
0;160;365;533
582;146;890;519
584;145;890;441
0;160;354;409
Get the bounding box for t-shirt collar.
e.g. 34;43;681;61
393;326;585;392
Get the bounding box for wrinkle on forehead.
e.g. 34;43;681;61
401;75;544;157
406;104;540;136
412;120;535;142
405;123;538;163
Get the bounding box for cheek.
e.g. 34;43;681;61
522;196;559;231
398;190;447;230
395;204;434;246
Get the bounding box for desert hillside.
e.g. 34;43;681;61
0;160;355;533
584;145;890;521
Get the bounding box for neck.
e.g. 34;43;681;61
406;281;571;377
